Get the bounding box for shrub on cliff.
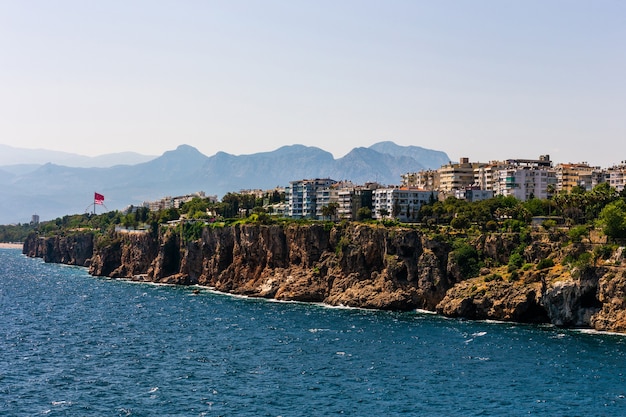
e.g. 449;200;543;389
568;225;589;243
181;221;205;241
335;236;351;256
452;241;482;278
593;244;616;261
242;213;274;225
94;233;121;250
507;253;524;272
536;258;554;270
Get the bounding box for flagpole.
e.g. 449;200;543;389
93;192;96;215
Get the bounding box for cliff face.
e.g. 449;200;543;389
150;223;454;310
23;232;94;266
22;224;626;333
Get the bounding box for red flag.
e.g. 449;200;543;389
94;192;105;205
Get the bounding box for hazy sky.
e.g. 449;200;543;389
1;1;624;167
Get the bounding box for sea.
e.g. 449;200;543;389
1;248;626;416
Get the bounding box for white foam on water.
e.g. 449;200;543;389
575;328;626;337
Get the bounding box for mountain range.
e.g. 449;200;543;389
0;142;449;224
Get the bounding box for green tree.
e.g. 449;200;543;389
158;208;180;223
356;207;372;221
452;242;482;278
450;215;470;230
321;202;339;220
180;197;213;218
597;200;626;240
122;213;138;229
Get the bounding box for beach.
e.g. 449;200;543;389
0;242;23;249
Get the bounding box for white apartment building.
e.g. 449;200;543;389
373;187;434;222
496;168;556;200
607;161;626;192
315;187;339;218
454;187;494;202
286;178;337;218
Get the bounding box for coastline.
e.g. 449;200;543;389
0;242;23;249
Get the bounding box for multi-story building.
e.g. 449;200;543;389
143;191;213;212
286;178;337;218
606;161;626;192
316;187;339;219
373;187;433;222
336;183;377;220
437;158;486;194
555;162;602;192
401;170;439;190
492;156;556;201
238;189;265;199
474;162;507;191
454;186;494;202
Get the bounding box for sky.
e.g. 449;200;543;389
1;1;625;167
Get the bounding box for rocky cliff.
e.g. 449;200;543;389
23;223;626;333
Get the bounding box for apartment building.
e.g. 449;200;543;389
454;186;494;202
438;158;486;194
492;156;556;201
143;191;213;211
286;178;337;218
401;170;439;190
555;162;602;192
607;161;626;192
315;187;339;218
473;162;508;191
373;187;433;222
336;183;377;220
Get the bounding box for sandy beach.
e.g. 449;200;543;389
0;243;23;249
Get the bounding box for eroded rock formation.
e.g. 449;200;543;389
22;223;626;333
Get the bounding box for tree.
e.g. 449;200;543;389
122;213;138;229
392;200;401;218
356;207;372;221
158;208;180;223
597;200;626;240
452;242;482;278
450;215;470;230
321;202;339;220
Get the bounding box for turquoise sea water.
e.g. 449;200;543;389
1;248;626;416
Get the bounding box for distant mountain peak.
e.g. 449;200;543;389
369;141;449;169
175;144;200;152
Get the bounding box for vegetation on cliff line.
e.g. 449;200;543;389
6;182;626;243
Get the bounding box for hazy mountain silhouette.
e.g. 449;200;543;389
0;142;449;224
0;144;156;167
